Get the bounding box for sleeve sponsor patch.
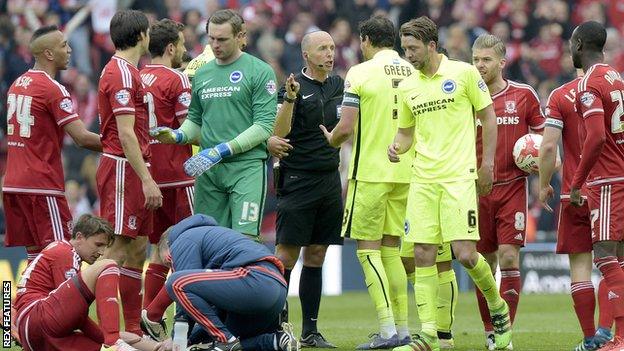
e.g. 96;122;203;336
64;268;77;280
579;92;596;107
59;98;74;113
178;92;191;107
115;89;131;106
265;80;277;95
478;79;487;92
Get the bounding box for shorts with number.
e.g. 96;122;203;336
18;275;100;351
400;240;453;262
3;193;72;248
587;183;624;243
97;154;153;239
194;160;267;236
404;180;479;245
276;169;343;246
556;199;592;253
342;180;408;240
150;185;195;244
477;177;527;254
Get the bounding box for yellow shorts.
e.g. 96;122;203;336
404;180;479;245
342;180;409;241
399;240;453;262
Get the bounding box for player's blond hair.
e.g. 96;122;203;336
472;34;506;58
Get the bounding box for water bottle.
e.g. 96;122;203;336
172;317;189;351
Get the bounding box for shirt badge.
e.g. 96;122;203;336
580;92;595;107
230;70;243;83
115;89;131;106
265;80;277;95
442;79;456;94
59;98;74;113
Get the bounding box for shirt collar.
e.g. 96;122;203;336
419;54;449;79
372;49;400;60
301;67;328;85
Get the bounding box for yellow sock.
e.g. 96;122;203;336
381;246;408;335
414;265;438;337
357;249;397;338
437;268;458;334
466;254;504;312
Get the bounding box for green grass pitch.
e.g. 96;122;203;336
9;292;585;350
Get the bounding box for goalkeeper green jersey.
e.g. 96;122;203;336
188;52;277;162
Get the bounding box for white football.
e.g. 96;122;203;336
513;133;542;173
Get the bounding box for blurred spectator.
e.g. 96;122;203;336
330;18;358;77
444;23;471;62
65;179;92;218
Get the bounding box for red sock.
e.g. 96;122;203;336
143;263;169;308
500;269;521;324
595;257;624;337
598;278;613;330
96;264;121;346
147;286;174;321
475;287;493;332
571;281;597;338
120;266;143;335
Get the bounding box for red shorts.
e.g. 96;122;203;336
18;276;99;351
477;177;527;253
3;193;72;248
97;154;153;239
556;199;592;253
587;183;624;243
150;185;194;244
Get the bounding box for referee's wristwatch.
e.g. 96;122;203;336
284;95;296;103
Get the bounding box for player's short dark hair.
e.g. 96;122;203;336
575;21;607;52
109;10;149;50
208;9;244;36
30;25;59;43
72;214;114;243
149;19;184;57
359;16;395;48
400;16;439;45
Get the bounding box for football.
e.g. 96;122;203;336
513;133;543;173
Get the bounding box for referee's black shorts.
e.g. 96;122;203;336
275;168;344;246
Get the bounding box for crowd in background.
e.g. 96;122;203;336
1;0;623;242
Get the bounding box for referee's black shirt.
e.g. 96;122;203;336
277;68;344;172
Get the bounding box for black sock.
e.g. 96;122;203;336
300;266;322;336
284;268;292;286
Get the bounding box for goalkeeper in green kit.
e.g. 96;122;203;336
151;9;277;237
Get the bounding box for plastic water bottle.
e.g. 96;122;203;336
172;317;189;351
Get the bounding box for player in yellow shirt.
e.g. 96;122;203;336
320;16;413;349
388;17;512;351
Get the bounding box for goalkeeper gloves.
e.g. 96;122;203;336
149;127;186;144
183;143;232;177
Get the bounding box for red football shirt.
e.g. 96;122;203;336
140;64;193;187
3;70;79;196
98;56;150;159
545;77;583;195
14;241;81;321
477;80;546;183
574;63;624;187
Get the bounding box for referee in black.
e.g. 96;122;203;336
268;30;344;349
